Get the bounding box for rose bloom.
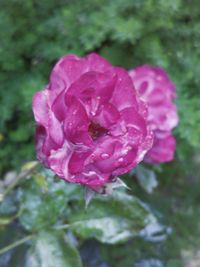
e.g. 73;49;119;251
33;54;153;190
129;65;179;164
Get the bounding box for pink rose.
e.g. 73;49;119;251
33;54;153;190
129;65;179;164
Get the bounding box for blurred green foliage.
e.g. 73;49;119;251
0;0;200;266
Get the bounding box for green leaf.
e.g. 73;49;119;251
0;215;15;226
18;171;81;231
136;165;158;194
26;231;82;267
7;245;28;267
69;190;157;244
33;174;48;192
0;225;29;267
0;193;17;216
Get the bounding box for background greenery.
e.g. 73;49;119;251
0;0;200;266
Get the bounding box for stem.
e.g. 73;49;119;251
53;224;70;230
2;162;40;200
0;235;34;256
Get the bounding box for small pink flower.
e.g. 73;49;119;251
129;65;179;164
33;54;153;190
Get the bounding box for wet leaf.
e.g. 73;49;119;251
69;190;157;244
136;166;158;194
25;231;82;267
0;225;29;267
18;171;81;231
0;193;17;216
140;221;172;242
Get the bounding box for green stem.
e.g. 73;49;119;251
0;235;34;256
2;162;40;200
53;224;70;230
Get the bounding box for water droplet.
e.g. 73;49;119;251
101;153;109;159
87;171;96;176
121;123;127;133
71;175;75;180
122;149;128;155
122;146;132;155
90;111;96;116
137;150;146;161
118;157;124;163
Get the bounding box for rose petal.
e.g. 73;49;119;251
32;90;49;127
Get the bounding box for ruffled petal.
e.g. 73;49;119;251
49;54;88;91
32;90;49;127
94;103;120;128
86;53;112;73
52;90;68;121
68;150;91;174
111;67;138;111
66;71;116;117
146;134;176;163
64;96;92;146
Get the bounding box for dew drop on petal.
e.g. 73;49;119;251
121;124;127;134
83;170;96;177
90;111;96;116
118;157;124;163
122;146;131;155
101;153;109;159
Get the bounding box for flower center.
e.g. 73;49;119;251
88;122;107;140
